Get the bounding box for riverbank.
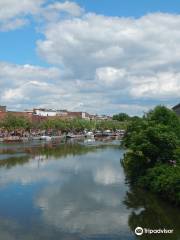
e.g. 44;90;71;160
121;106;180;205
0;129;125;143
0;115;127;142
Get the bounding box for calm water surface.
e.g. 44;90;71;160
0;139;179;240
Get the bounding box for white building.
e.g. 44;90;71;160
82;112;90;120
56;110;68;116
33;109;57;117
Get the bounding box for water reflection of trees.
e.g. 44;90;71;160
0;155;29;169
124;186;180;240
0;142;120;169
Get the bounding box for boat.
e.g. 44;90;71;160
85;131;94;138
115;129;126;137
66;133;84;139
94;130;103;137
102;130;113;137
51;135;65;140
40;135;52;141
31;136;42;140
3;136;22;142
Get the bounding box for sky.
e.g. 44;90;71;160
0;0;180;115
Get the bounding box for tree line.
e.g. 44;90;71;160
0;114;127;132
121;106;180;205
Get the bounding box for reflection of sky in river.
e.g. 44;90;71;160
0;142;180;240
36;149;129;236
0;144;135;239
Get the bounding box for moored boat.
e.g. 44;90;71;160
66;133;84;139
94;130;103;137
115;129;126;137
3;136;22;142
40;135;52;141
102;130;113;137
31;136;42;140
85;131;94;138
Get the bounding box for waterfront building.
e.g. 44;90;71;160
0;105;113;123
67;111;90;120
0;106;6;112
90;114;112;121
56;110;68;116
33;108;57;117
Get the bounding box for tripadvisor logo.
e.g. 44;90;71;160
135;227;143;236
135;226;174;236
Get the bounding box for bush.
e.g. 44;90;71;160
113;113;130;121
122;151;149;182
122;105;180;204
139;164;180;204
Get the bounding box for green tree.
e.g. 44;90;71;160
146;105;180;137
122;105;180;204
113;113;130;121
2;114;30;131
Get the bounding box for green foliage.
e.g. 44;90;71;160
39;118;126;132
122;151;149;181
139;164;180;204
130;125;178;164
1;114;31;131
123;118;148;147
0;114;127;132
146;105;180;138
174;147;180;164
122;105;180;204
147;105;180;126
113;113;130;121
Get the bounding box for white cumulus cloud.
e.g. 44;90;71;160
0;2;180;114
36;12;180;113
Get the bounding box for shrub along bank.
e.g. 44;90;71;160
122;106;180;205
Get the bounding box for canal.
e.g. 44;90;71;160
0;139;179;240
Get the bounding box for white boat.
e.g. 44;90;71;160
40;136;52;141
31;136;41;140
85;131;94;138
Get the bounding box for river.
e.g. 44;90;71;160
0;139;179;240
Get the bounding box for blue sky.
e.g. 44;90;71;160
0;0;179;115
76;0;180;17
2;0;180;65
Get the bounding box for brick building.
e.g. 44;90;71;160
0;111;33;121
67;112;90;120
